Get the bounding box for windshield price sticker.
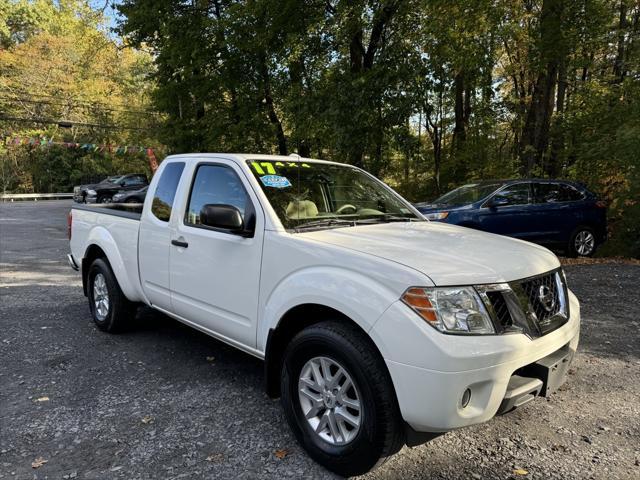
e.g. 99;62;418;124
260;175;292;189
251;161;311;175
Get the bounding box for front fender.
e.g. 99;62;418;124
257;266;399;352
84;226;144;302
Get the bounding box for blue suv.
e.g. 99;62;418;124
415;180;607;257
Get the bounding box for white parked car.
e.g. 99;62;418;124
68;154;580;476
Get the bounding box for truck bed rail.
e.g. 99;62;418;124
71;203;142;220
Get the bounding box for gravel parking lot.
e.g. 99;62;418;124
1;200;638;479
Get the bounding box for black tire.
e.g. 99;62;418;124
97;194;112;204
567;226;597;257
280;321;404;477
87;258;134;333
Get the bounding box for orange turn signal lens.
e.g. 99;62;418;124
401;288;438;323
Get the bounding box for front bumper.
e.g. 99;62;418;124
85;195;97;204
370;290;580;432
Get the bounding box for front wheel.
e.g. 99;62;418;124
568;226;597;257
280;321;404;477
98;194;112;204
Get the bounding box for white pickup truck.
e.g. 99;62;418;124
68;154;580;476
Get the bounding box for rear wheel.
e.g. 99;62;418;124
98;194;112;204
87;258;134;332
280;321;404;477
568;226;597;257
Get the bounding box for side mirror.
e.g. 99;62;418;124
488;195;510;208
200;204;247;234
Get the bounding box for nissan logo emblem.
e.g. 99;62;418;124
538;285;556;312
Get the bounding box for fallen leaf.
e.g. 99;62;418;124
205;453;224;463
32;457;48;469
141;415;154;424
513;469;528;476
206;356;215;362
35;396;49;402
274;449;289;459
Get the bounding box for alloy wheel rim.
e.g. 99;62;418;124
575;230;595;256
298;356;362;445
93;273;110;320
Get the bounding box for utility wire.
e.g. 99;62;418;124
2;88;159;112
0;96;162;116
0;115;156;132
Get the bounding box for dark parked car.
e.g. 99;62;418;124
415;179;607;257
74;175;124;203
85;174;148;204
112;185;148;203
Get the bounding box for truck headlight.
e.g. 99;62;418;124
87;189;97;196
401;286;495;334
424;212;449;221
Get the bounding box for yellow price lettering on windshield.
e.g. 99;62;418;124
251;160;311;173
260;162;276;174
251;162;265;174
251;162;277;174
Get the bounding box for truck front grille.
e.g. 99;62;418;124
485;290;512;329
477;269;569;338
521;272;562;323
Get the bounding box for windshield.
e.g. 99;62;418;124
247;160;422;230
103;175;124;184
435;182;503;205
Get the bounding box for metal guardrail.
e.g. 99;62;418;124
1;193;74;201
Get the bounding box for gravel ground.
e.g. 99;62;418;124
0;200;638;479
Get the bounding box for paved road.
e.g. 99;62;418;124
1;200;638;479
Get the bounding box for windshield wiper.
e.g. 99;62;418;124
293;218;356;231
381;214;417;222
354;214;417;224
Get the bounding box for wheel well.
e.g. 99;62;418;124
264;303;377;398
81;245;107;296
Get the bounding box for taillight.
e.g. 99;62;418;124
595;200;607;208
67;211;72;240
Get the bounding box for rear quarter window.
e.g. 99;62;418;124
151;162;185;221
535;183;585;203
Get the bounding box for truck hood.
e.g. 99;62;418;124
300;221;560;286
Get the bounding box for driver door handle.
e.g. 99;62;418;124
171;239;188;248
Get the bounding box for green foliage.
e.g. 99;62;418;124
1;1;638;256
0;0;159;193
113;0;639;255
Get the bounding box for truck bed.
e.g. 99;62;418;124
69;202;146;303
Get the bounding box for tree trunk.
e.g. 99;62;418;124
370;101;384;177
346;1;400;168
349;30;364;73
298;141;311;157
433;132;441;195
613;1;628;82
425;106;442;195
453;71;466;148
259;54;288;155
548;57;567;176
518;0;565;175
